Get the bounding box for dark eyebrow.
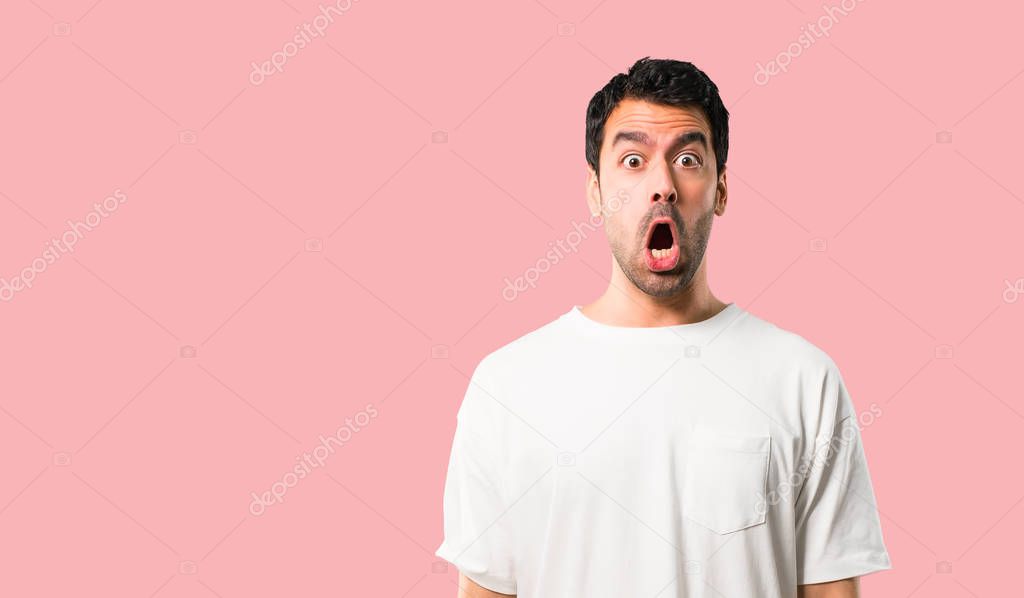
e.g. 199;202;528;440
672;131;708;151
610;130;708;151
611;130;652;147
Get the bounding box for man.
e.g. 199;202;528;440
436;57;891;597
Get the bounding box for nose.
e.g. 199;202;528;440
649;161;677;204
651;188;677;204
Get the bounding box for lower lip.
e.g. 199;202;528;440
644;244;680;272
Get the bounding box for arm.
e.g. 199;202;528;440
457;573;516;598
793;363;892;589
437;363;519;596
798;576;859;598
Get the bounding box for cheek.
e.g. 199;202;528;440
602;211;629;241
677;173;717;201
605;209;644;245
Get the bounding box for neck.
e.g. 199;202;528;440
580;255;726;327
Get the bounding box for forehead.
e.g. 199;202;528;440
603;98;711;143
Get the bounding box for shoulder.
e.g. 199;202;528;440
472;310;574;380
456;311;570;422
728;307;839;373
727;308;852;424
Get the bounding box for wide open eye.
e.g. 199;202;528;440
675;152;702;168
621;153;645;169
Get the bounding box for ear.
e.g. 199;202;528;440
586;166;602;217
714;168;728;216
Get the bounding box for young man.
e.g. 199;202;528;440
436;57;891;597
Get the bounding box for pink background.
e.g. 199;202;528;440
2;0;1022;595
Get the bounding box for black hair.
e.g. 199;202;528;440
585;57;729;177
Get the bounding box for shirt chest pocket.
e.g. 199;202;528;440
682;432;772;534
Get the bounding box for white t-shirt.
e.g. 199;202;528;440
436;302;892;597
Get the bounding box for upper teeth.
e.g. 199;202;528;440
651;248;671;258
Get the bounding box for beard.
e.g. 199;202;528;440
608;203;715;298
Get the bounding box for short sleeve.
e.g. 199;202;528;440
794;362;893;585
435;363;517;594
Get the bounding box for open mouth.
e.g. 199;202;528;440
644;218;680;272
